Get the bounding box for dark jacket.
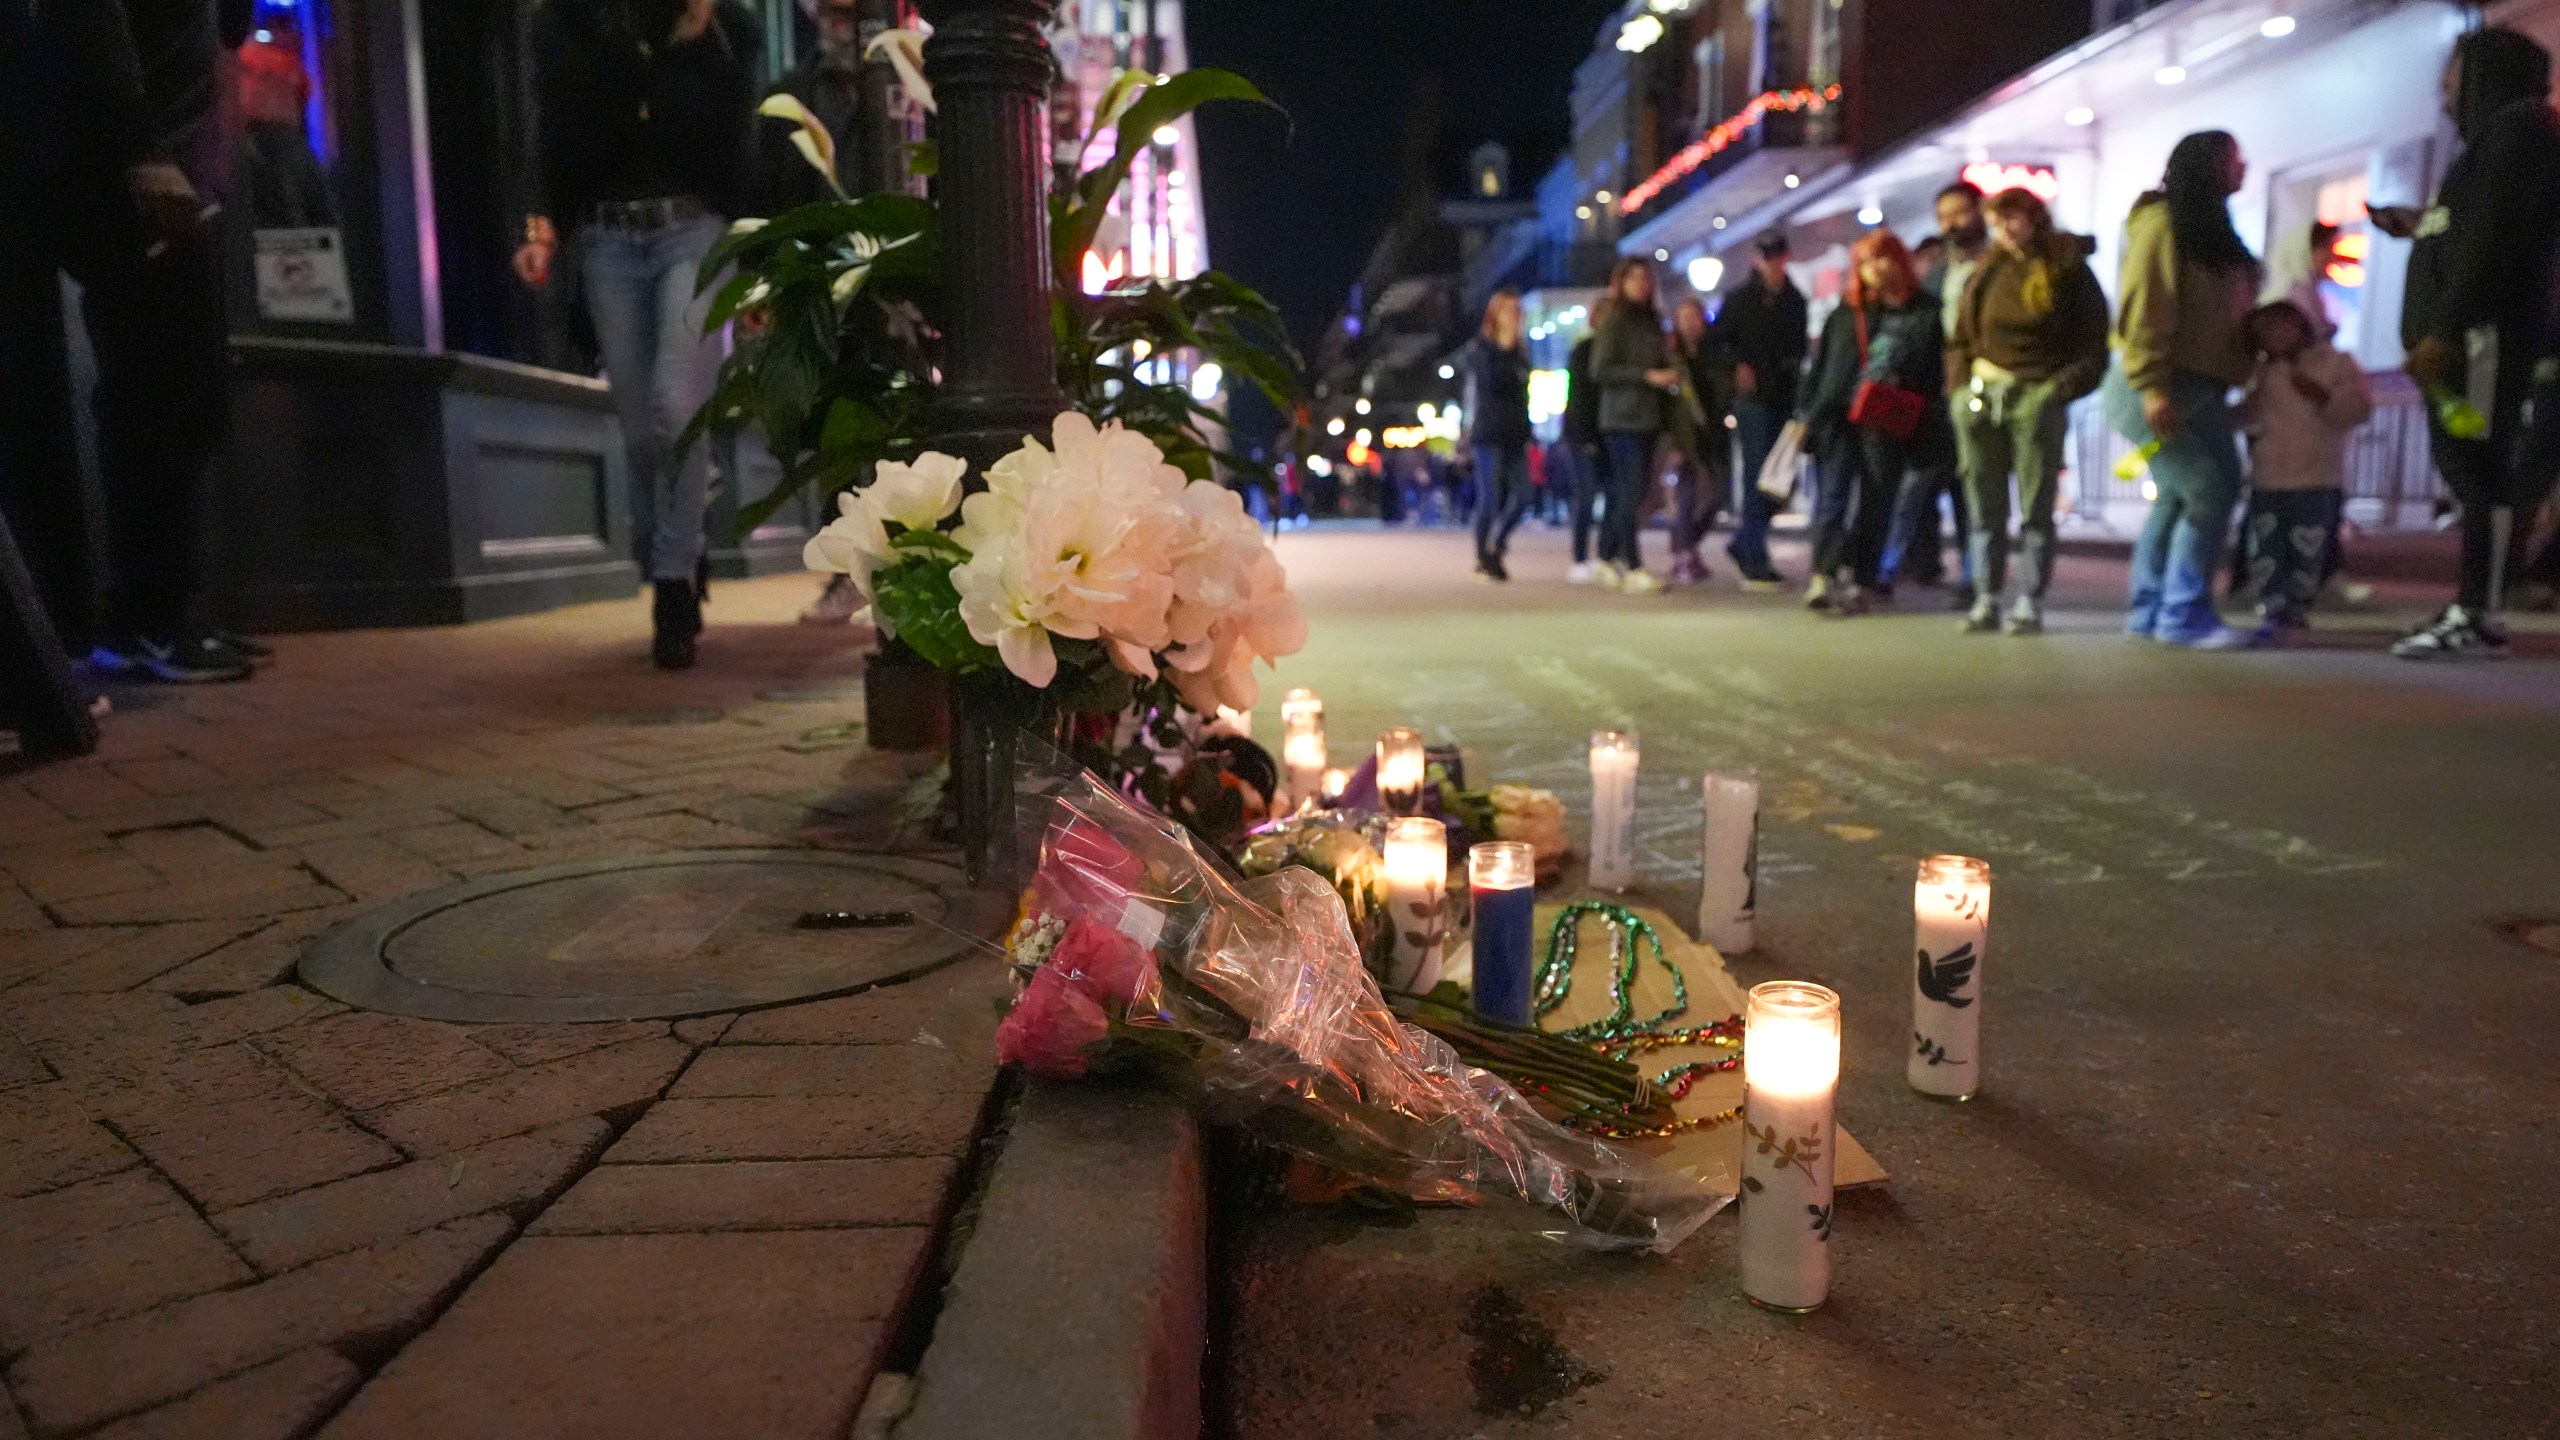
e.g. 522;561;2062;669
2402;31;2560;358
1946;239;2110;399
1711;270;1810;414
1458;334;1533;450
1563;335;1601;447
1590;300;1670;435
533;0;762;225
758;52;861;213
1800;295;1942;447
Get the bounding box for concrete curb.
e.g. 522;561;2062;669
894;1078;1206;1440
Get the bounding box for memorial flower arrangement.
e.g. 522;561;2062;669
988;751;1723;1253
802;411;1307;716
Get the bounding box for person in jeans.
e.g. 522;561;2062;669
2103;130;2261;648
1460;290;1534;582
1561;333;1606;581
2234;300;2373;639
2371;28;2560;659
1588;257;1681;595
1713;232;1808;589
1664;296;1732;585
518;0;760;670
1946;187;2109;635
1886;180;1989;605
1797;229;1941;615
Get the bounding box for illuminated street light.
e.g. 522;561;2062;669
2065;106;2096;127
1857;204;1884;225
1783;173;1801;189
1327;417;1346;436
2155;64;2187;85
1153;124;1181;147
1576;205;1594;220
1438;364;1455;380
1355;397;1372;415
1616;14;1665;52
1686;255;1724;291
2261;14;2296;38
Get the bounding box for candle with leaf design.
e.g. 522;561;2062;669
1909;855;1989;1101
1739;980;1841;1312
1382;816;1450;993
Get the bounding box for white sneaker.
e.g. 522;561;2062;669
1594;561;1626;590
2004;596;2044;635
798;575;865;625
2390;606;2510;660
1566;562;1596;586
1620;569;1663;595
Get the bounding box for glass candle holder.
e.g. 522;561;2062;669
1282;717;1327;813
1381;816;1449;993
1696;770;1759;956
1468;841;1537;1025
1280;688;1323;732
1588;730;1640;891
1910;855;1989;1101
1377;727;1427;816
1740;980;1842;1313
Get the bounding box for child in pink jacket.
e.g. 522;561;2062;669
2237;300;2374;636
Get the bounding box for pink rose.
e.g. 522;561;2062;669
995;965;1112;1078
1049;916;1157;1007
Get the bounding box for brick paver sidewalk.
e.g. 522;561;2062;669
1;581;1006;1440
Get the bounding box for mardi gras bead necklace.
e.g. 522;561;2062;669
1534;901;1743;1136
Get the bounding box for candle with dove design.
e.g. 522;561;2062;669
1588;730;1640;892
1377;727;1427;817
1740;980;1841;1312
1910;855;1990;1101
1382;816;1450;994
1696;770;1759;955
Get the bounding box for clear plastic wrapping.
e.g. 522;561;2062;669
995;751;1726;1253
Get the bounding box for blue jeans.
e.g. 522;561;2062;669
1601;431;1654;570
579;212;726;582
1472;443;1530;565
1728;397;1784;575
2107;365;2245;640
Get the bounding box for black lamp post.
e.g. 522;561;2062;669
914;0;1070;884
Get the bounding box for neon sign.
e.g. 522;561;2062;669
1959;162;2062;203
1618;86;1843;217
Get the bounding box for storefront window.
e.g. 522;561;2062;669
233;0;358;326
2268;159;2371;358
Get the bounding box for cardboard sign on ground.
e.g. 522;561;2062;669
1527;903;1887;1194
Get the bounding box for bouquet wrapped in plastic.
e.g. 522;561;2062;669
994;752;1725;1253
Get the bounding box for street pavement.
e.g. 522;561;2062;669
0;582;1004;1440
1225;523;2560;1439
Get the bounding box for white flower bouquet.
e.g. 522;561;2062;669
806;412;1307;718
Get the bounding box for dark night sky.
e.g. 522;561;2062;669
1186;0;1623;352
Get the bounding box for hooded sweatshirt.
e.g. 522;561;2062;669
2115;197;2260;395
1946;235;2110;399
2401;28;2560;357
2238;319;2374;492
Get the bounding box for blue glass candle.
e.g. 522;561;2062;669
1469;841;1537;1025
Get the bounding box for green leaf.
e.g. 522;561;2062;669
903;139;940;178
1054;69;1279;284
869;554;995;672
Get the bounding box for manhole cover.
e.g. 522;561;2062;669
300;850;1006;1022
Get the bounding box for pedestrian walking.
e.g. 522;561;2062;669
1798;230;1941;615
1663;296;1732;585
1885;180;1988;605
1946;187;2110;636
2234;299;2373;640
1561;333;1606;580
2369;27;2560;659
518;0;762;671
2102;130;2262;648
52;0;263;685
1713;232;1808;590
1585;258;1680;594
1460;290;1534;582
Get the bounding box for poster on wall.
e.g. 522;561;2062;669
253;227;355;323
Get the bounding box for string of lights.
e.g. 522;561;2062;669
1616;84;1843;217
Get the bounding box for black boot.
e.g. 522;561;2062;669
652;580;701;670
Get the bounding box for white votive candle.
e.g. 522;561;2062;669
1320;767;1350;804
1588;730;1639;892
1280;688;1323;732
1739;980;1841;1313
1282;725;1327;813
1377;727;1427;816
1381;816;1449;993
1697;770;1759;955
1910;854;1989;1101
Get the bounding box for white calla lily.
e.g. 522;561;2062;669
864;29;936;116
